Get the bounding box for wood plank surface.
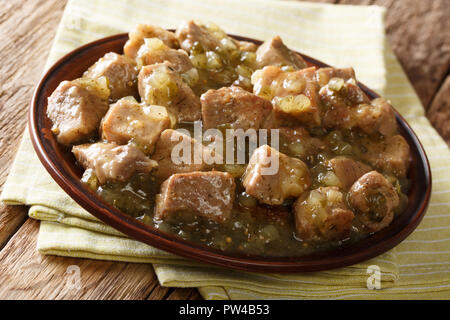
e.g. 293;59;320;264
325;0;450;141
428;75;450;146
0;0;448;300
0;219;201;300
0;0;66;251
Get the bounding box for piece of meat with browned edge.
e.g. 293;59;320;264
242;145;311;205
154;171;236;223
201;86;273;130
354;98;398;137
348;171;399;232
252;66;321;128
256;36;307;70
138;62;201;123
176;20;256;59
315;67;356;87
320;79;370;120
100;97;171;154
327;156;372;189
321;86;396;137
294;187;355;241
151;129;220;180
47;78;110;145
318;67;369;111
84;52;138;101
360;135;410;177
279;126;326;161
72;142;157;184
252;66;316;99
136;38;195;74
124;24;178;59
175;20;221;53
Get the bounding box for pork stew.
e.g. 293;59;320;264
46;21;410;257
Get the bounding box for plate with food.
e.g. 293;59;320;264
29;21;431;272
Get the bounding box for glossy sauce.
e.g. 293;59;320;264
79;24;409;257
84;121;409;257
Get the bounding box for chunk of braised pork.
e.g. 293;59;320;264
151;129;220;180
327;156;372;189
256;36;307;70
315;67;356;87
294;187;355;241
319;77;369;111
360;135;410;177
176;21;258;91
321;79;397;137
177;20;255;56
47;78;110;145
176;20;222;53
242;145;311;205
355;98;397;137
135;38;196;76
348;171;399;232
252;66;315;99
154;171;236;223
138;62;201;122
200;86;273;130
72;142;157;184
252;66;321;128
84;52;138;101
279;126;326;161
100;97;171;154
124;24;178;59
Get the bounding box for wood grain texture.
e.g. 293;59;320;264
428;75;450;147
374;0;450;109
0;0;66;188
166;288;202;300
0;0;199;299
0;219;201;300
0;0;448;300
0;219;151;299
0;0;67;249
330;0;450;111
0;204;27;250
314;0;450;158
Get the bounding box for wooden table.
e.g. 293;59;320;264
0;0;448;299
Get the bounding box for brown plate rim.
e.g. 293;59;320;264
29;32;432;273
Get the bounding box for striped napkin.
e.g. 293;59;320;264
2;0;450;299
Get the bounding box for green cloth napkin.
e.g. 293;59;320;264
2;0;450;299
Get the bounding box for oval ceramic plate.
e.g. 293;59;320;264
29;33;432;272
